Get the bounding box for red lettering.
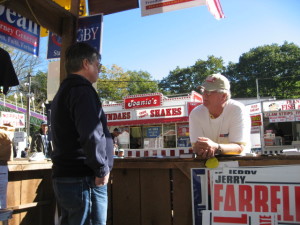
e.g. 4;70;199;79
214;184;224;210
296;187;300;221
127;112;131;119
172;108;177;115
259;215;272;224
214;214;247;224
283;186;293;221
224;185;236;211
155;109;160;117
239;185;252;211
160;109;165;116
270;186;281;214
150;110;154;117
117;113;122;119
177;107;182;115
166;109;171;116
255;185;269;212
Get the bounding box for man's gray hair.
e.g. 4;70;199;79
218;89;231;100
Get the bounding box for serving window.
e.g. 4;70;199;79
115;123;191;149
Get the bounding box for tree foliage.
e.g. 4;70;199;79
159;55;225;94
97;64;159;101
226;42;300;99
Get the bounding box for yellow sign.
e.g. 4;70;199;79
40;0;87;37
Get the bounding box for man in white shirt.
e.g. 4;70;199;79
189;74;251;159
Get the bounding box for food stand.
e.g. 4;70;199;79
247;98;300;155
103;91;203;158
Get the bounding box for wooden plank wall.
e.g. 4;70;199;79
4;156;300;225
6;169;55;225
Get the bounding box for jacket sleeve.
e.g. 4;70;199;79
30;134;38;153
68;86;112;178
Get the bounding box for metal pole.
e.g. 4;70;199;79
256;78;260;101
26;74;32;143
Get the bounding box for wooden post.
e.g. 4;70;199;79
59;0;80;83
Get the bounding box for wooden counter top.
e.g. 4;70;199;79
1;155;300;171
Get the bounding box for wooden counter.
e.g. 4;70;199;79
1;156;300;225
1;159;54;225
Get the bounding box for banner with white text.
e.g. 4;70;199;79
0;5;40;56
47;14;103;59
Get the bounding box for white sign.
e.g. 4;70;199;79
0;112;25;128
246;103;262;114
136;106;184;120
202;210;278;225
140;0;206;16
13;132;25;142
210;166;300;224
263;99;300;112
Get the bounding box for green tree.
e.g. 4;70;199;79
30;71;48;109
159;55;225;94
226;42;300;99
97;65;159;101
126;70;159;95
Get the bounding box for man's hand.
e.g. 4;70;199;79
95;173;110;186
193;137;218;159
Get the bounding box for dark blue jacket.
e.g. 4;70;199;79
50;74;113;178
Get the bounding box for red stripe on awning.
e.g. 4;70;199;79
107;117;189;126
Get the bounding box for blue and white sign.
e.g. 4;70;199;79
0;5;40;56
146;127;161;138
47;14;103;59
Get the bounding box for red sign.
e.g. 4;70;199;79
250;114;262;126
187;102;202;115
123;93;162;109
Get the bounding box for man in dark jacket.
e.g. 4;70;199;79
30;121;52;158
50;42;114;225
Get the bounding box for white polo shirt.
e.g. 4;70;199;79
189;99;251;155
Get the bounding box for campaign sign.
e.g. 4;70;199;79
0;5;40;56
202;210;278;225
47;14;103;59
191;168;209;225
210;166;300;224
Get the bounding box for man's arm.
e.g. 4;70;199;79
69;86;111;178
193;137;244;159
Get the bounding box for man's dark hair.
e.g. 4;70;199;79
65;42;101;74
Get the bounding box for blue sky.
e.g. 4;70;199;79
40;0;300;81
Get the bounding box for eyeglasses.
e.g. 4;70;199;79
200;89;218;96
97;63;102;72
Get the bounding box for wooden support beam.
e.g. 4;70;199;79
59;0;80;82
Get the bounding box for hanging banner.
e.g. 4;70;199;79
47;14;103;59
140;0;224;19
140;0;206;16
0;5;40;56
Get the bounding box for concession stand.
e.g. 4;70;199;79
1;1;300;224
103;91;203;158
247;98;300;155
